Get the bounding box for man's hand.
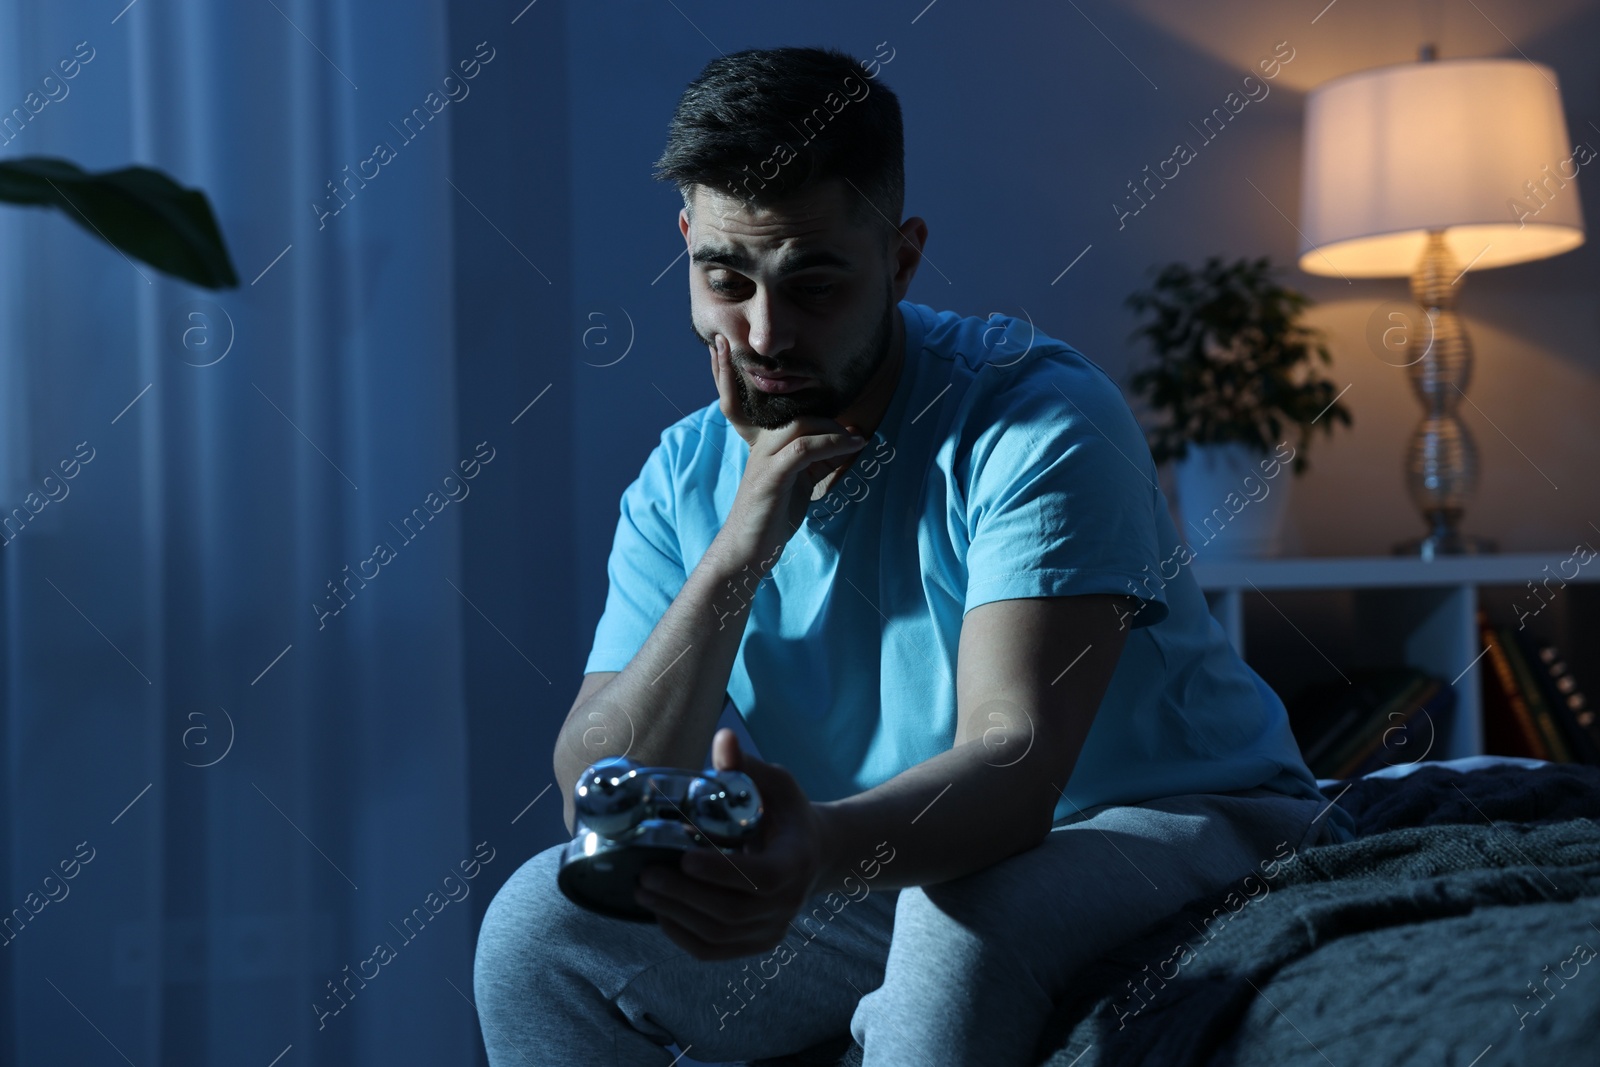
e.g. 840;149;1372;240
633;727;833;961
710;334;867;561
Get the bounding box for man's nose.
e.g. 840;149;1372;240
741;288;795;359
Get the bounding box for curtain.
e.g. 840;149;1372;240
0;2;478;1063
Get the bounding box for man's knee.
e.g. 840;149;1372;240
890;838;1099;982
909;849;1045;938
473;844;573;1022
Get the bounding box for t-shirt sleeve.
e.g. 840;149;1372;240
962;359;1170;628
583;433;687;674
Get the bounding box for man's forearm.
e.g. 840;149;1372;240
555;531;778;833
812;741;1063;894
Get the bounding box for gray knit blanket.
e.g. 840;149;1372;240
745;765;1600;1067
1035;816;1600;1065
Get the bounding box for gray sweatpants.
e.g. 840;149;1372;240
472;786;1339;1066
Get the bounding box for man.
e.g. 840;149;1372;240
474;45;1354;1066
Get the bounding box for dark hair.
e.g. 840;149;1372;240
654;46;905;241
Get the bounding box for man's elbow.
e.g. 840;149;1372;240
982;770;1061;861
1021;801;1056;853
1017;764;1073;850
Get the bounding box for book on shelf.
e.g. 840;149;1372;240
1497;621;1574;762
1319;674;1432;779
1479;609;1549;759
1287;665;1416;770
1335;677;1456;779
1285;665;1444;779
1507;625;1600;766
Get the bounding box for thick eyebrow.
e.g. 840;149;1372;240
689;244;854;276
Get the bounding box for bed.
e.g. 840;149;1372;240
738;756;1600;1066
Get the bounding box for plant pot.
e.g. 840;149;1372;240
1172;442;1293;559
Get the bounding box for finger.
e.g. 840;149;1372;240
636;881;772;941
733;756;800;807
675;843;771;892
777;431;869;477
636;871;768;927
679;839;796;893
653;912;777;962
678;849;765;892
709;335;733;420
783;414;867;440
805;451;854;490
711;727;741;772
710;336;756;443
651;913;718;959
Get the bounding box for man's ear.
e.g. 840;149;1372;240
679;206;691;242
889;216;927;301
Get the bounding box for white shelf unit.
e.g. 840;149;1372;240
1192;552;1600;761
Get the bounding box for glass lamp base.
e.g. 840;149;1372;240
1392;530;1498;560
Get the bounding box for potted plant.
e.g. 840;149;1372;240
1125;255;1351;558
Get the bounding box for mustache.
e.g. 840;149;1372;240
742;361;815;378
689;321;827;380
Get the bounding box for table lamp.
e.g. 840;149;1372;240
1295;45;1586;558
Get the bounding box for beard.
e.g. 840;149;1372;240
691;283;896;431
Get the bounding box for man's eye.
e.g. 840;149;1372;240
706;277;833;299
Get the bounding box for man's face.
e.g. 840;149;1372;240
681;178;897;430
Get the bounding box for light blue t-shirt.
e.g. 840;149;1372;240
584;300;1354;841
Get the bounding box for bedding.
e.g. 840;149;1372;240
742;757;1600;1067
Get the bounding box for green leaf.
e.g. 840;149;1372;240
1124;253;1350;472
0;156;238;289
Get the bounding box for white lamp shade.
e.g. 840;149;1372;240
1298;58;1586;277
